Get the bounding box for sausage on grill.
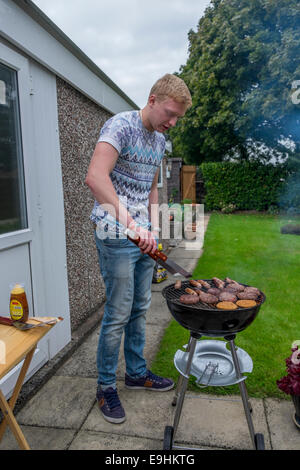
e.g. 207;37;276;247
185;288;198;295
212;277;225;289
174;280;182;289
189;279;201;288
194;289;203;296
180;294;200;305
196;279;210;289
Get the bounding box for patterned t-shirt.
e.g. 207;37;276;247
90;110;165;237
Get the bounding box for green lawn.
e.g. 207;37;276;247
151;213;300;399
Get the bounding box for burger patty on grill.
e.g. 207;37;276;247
219;291;237;303
198;292;219;304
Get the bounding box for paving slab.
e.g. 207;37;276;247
68;429;223;451
174;393;270;450
16;376;96;430
168;246;204;260
0;425;76;450
56;328;99;378
146;292;172;325
265;398;300;450
69;430;163;450
82;381;174;442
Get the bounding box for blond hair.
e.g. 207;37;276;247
149;74;192;108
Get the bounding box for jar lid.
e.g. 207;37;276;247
11;283;25;294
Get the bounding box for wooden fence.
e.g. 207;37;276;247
181;165;196;202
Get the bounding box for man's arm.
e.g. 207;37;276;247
85;142;157;253
85;142;135;228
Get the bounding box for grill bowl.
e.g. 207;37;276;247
162;280;266;337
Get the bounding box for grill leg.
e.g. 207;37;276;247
172;334;198;440
172;373;183;407
226;336;256;449
172;335;194;407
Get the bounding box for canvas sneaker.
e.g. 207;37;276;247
125;370;174;391
96;386;126;424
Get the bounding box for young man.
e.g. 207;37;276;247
85;74;192;424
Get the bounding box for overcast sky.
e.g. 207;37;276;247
33;0;211;108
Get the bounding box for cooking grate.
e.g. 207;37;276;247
163;280;264;311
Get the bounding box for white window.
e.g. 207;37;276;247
157;161;163;188
0;62;28;235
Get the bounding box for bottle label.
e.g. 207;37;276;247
10;300;23;320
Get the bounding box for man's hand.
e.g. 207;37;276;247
128;222;157;255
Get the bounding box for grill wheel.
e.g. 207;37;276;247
163;426;174;450
255;433;265;450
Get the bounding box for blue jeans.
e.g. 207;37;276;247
95;232;156;388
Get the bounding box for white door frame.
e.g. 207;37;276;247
0;40;71;397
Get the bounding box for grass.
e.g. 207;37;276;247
151;213;300;399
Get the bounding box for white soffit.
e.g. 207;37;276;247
0;0;137;113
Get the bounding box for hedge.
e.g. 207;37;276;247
199;161;296;212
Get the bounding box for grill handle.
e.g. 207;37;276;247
124;228;167;262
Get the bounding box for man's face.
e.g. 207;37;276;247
148;96;187;133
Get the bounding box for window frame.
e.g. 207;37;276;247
0;60;28;234
157;160;163;188
0;42;35;252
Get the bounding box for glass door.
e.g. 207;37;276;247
0;62;28;235
0;55;34;319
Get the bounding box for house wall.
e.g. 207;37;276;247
57;77;169;331
166;158;182;204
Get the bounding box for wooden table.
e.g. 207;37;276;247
0;319;58;450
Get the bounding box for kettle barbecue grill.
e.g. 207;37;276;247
162;279;266;451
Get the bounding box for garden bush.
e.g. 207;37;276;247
200;161;292;211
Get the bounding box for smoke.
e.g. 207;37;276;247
278;172;300;215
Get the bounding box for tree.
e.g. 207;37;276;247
169;0;300;165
